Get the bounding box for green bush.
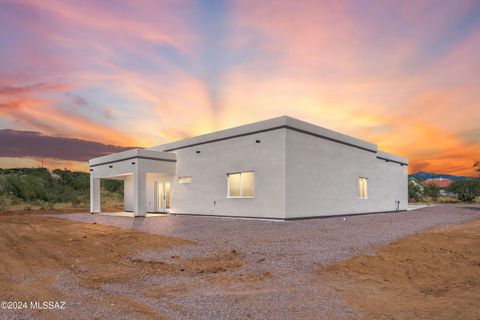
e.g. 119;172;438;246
408;181;423;202
52;169;89;192
3;174;48;201
447;180;480;202
423;184;440;201
0;168;124;210
101;179;124;195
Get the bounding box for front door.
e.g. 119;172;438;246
155;181;171;213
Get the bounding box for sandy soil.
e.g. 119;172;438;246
318;219;480;319
1;207;479;319
0;213;244;319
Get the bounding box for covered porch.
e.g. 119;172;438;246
89;148;176;217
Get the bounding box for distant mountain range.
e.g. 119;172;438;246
409;171;479;181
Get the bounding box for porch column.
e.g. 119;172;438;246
90;177;100;213
133;171;147;216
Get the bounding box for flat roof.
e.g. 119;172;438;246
89;148;176;167
149;116;408;164
152;116;376;151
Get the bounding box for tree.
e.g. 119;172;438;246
3;174;48;202
408;181;423;202
101;179;124;195
447;180;480;202
423;184;440;201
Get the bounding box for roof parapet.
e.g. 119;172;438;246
151;115;378;153
89;148;176;167
377;150;408;165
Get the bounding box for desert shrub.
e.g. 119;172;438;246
101;179;124;195
408;181;423;202
3;175;48;202
46;183;78;204
423;185;440;201
0;176;5;196
447;180;480;202
52;169;89;192
0;168;123;210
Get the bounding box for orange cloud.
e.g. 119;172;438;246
0;99;137;146
1;0;478;176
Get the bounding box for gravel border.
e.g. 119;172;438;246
32;204;480;319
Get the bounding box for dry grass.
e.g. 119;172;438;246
0;191;123;212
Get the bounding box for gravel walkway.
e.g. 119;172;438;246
49;204;480;319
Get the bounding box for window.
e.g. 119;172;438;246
227;172;255;198
358;177;368;199
178;176;192;184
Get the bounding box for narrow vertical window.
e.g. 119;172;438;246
241;172;255;197
227;172;255;198
228;173;241;197
358;177;368;199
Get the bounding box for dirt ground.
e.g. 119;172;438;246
0;212;244;319
318;219;480;320
1;209;479;319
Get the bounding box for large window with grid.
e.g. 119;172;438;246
227;172;255;198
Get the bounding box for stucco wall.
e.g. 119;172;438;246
124;175;133;211
285;129;407;218
169;129;287;219
90;156;176;215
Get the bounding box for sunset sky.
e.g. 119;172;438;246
0;0;479;176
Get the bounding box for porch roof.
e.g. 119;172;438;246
89;148;176;167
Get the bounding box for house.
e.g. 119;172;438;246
89;116;408;219
421;178;453;196
421;178;453;189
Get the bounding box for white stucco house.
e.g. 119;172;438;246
89;116;408;220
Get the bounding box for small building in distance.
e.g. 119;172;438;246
421;178;453;189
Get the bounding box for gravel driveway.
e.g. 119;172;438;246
51;204;480;319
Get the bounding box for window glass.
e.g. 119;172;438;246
227;172;255;197
241;172;255;197
228;173;241;197
358;177;368;199
178;176;192;184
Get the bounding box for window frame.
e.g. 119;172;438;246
358;177;368;199
227;171;255;198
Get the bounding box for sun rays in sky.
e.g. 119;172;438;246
0;0;479;175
